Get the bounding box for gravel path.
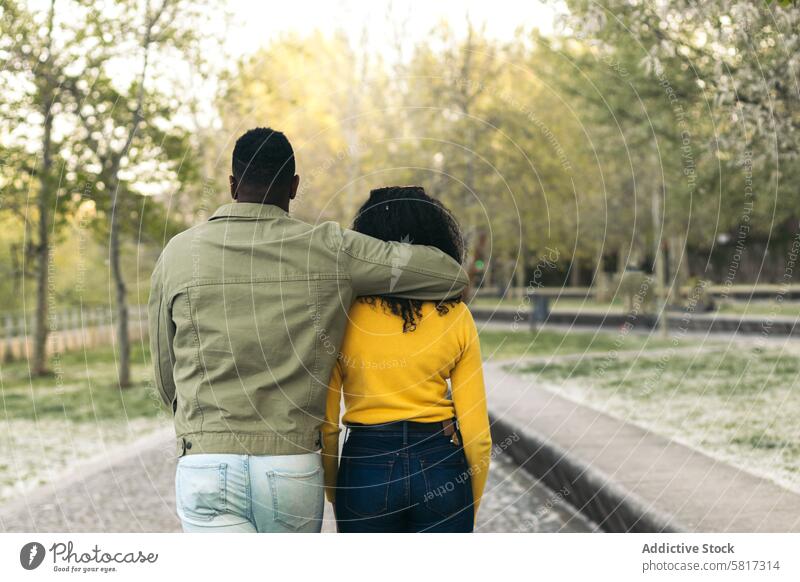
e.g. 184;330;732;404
0;429;595;533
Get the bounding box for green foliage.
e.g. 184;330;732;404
563;0;800;245
0;344;160;421
0;0;219;313
3;0;800;312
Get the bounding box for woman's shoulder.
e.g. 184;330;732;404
347;298;470;314
427;301;476;331
442;300;473;318
345;298;475;333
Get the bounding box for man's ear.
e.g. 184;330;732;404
229;175;238;200
289;174;300;200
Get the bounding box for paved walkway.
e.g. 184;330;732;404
0;428;594;533
4;352;797;533
485;360;800;532
0;429;180;533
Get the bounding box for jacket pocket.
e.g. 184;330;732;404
176;463;227;522
267;467;324;531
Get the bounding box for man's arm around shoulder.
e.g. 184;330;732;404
324;222;468;300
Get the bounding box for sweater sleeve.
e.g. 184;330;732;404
450;307;492;518
322;359;344;504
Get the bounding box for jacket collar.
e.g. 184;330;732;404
209;203;289;221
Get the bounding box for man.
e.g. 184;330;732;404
149;127;467;532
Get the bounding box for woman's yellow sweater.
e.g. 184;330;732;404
322;300;492;515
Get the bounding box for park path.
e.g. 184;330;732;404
0;428;180;533
484;358;800;532
9;340;753;534
0;426;594;533
5;340;799;533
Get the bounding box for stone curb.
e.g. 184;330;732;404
490;414;687;533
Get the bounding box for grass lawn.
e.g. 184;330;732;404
0;344;168;502
514;345;800;492
470;296;626;313
715;300;800;318
478;327;685;360
0;344;162;422
471;294;800;319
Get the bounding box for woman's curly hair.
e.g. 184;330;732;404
352;186;464;332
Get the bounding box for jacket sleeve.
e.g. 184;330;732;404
338;227;469;299
321;360;344;504
148;253;177;411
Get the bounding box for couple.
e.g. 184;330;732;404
148;127;492;533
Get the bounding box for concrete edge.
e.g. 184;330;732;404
490;413;688;533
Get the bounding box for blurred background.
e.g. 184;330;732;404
1;0;799;532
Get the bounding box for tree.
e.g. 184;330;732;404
0;0;89;374
562;0;800;242
220;32;382;223
62;0;209;387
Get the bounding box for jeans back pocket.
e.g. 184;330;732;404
419;450;470;519
341;458;395;518
176;463;227;523
267;467;324;531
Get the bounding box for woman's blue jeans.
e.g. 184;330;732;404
335;422;474;532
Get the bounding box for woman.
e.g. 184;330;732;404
322;186;492;533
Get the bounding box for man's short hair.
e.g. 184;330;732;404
232;127;295;191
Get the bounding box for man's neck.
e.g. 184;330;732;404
235;197;289;213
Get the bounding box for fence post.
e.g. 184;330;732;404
87;308;94;347
2;315;13;362
72;309;80;350
51;311;59;355
130;304;139;341
95;307;102;348
98;307;109;345
138;304;147;340
18;313;28;360
96;307;105;344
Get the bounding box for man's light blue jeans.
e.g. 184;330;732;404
175;453;324;533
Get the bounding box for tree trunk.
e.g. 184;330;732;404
652;185;668;336
109;200;131;388
107;0;156;389
32;180;50;376
668;233;690;299
570;259;581;287
617;246;627;275
515;250;527;298
32;2;56;376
